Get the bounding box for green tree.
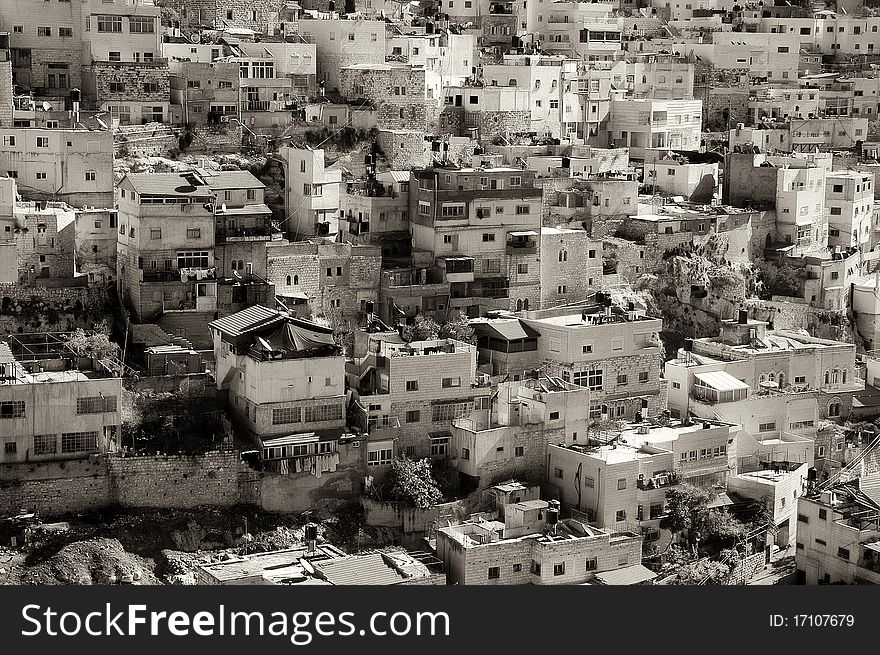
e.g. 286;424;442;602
401;315;440;342
385;456;444;509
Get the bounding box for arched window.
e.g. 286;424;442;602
238;260;244;270
534;80;541;90
824;370;830;385
874;25;878;32
760;374;766;383
523;298;529;311
508;78;517;87
516;299;523;311
768;372;775;383
551;79;557;89
642;75;647;84
842;369;848;384
231;261;237;270
778;372;785;387
293;274;299;285
559;249;568;262
286;275;291;285
832;369;840;384
829;403;840;417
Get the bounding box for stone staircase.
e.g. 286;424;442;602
156;311;215;351
114;122;180;157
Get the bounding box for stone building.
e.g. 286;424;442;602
539;227;603;309
266;239;381;330
340;63;431;131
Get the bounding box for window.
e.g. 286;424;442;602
553;563;565;576
510;176;521;187
617;478;627;490
797;514;809;524
150;228;162;240
405;410;420;423
639;371;649;383
108;52;121;62
617;373;628;386
837;547;850;560
517;263;529;275
36;172;47;180
37;26;51;37
85;170;96;182
97;15;123;32
488;567;500;579
514;446;524;457
553;467;564;479
0;401;25;418
530;561;541;575
36;137;49;148
3;136;15;147
129;16;155;33
33;434;56;455
585;557;597;571
76;396;117;414
615;510;626;522
61;431;98;453
4;441;16;454
430;436;449;456
143;82;160;94
461;447;470;460
482;233;495;242
59;27;73;37
367;448;393;466
818;509;827;520
272;407;302;425
177;251;209;269
405;380;419;392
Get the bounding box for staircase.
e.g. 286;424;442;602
156;311;215;351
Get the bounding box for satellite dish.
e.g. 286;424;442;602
190;32;201;44
300;558;316;575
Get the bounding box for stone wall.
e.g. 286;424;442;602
362;498;471;533
0;282;114;333
339;67;430;130
0;458;111;516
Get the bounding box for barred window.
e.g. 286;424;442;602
431;401;471;422
303;402;344;423
33;434;57;455
77;395;117;414
272;407;302;425
0;401;25;418
61;431;98;453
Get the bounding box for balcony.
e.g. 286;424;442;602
440;256;475;283
637;471;679;491
245;100;271;111
216;226;282;243
450;278;509;300
506;233;538;255
141;267;216;283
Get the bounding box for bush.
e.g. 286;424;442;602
385;457;443;509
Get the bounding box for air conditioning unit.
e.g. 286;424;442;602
220;115;230;123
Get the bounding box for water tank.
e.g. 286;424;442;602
807;467;817;481
738;309;748;324
305;523;318;542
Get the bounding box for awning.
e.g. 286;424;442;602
473;320;540;341
862;541;880;553
595;564;657;586
693;370;750;392
509;230;538;237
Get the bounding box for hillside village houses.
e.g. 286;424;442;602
4;0;880;586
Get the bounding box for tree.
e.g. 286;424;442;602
666;559;731;585
661;483;748;553
385;456;444;509
438;316;475;344
401;315;439;342
64;323;119;362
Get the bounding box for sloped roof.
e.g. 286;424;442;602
473;319;540;341
206;170;265;190
693;370;749;392
594;564;657;586
123;172;213;196
314;553;413;585
209;305;286;338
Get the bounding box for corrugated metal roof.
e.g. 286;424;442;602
693;370;749;392
387;171;411;184
473;320;540;341
595;564;657;586
314;553;408;586
209;305;285;337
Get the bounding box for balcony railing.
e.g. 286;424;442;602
637;471;679;491
245;100;271;111
217;226;282;242
506;239;537;255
